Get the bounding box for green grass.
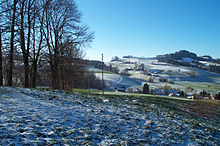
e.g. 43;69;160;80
92;91;220;123
176;81;220;92
72;88;103;94
96;91;193;102
39;87;219;122
92;70;115;74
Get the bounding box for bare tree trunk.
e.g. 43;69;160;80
8;0;17;86
30;11;36;88
30;0;43;88
51;49;60;89
23;56;29;87
31;62;37;88
0;27;3;86
50;67;60;89
20;0;29;88
26;0;32;87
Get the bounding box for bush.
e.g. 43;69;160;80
127;88;133;93
143;83;149;94
216;92;220;100
163;84;172;95
179;90;186;97
159;77;167;82
186;86;194;92
120;70;130;76
83;72;103;90
187;72;196;78
148;77;154;83
168;81;175;84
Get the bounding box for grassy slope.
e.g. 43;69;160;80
2;87;219;145
112;60;220;92
176;81;220;92
75;89;220;124
46;87;220;126
72;88;102;94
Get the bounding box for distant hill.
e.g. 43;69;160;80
158;50;198;60
156;50;215;62
157;50;220;74
84;59;119;74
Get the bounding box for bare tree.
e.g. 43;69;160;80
0;27;3;85
18;0;28;87
8;0;18;86
0;0;94;89
17;0;37;87
58;40;85;90
43;0;94;89
29;0;45;88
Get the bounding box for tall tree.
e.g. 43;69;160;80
18;0;29;87
0;27;3;86
43;0;94;89
59;40;85;90
17;0;39;88
1;0;94;89
8;0;18;86
30;0;45;88
0;3;3;86
18;0;35;87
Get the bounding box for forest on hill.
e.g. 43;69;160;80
157;50;220;73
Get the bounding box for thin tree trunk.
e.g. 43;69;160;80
51;65;60;89
24;55;29;87
51;50;60;89
31;5;44;88
0;27;3;86
20;0;29;87
31;63;37;88
8;0;17;86
26;0;33;87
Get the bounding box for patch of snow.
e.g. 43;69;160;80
0;87;219;145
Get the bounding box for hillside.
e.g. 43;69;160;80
106;57;220;97
156;50;220;73
0;87;219;145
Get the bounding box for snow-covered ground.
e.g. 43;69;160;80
0;87;219;145
108;58;220;92
95;73;142;91
110;59;220;83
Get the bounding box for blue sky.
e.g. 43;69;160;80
76;0;220;61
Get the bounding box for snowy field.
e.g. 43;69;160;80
95;73;142;91
108;59;220;92
0;87;219;145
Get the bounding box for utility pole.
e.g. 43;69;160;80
101;53;104;95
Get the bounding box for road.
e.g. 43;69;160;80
95;73;143;91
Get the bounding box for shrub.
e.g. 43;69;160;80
187;72;196;78
216;92;220;100
127;88;133;93
148;77;154;83
143;83;149;94
159;77;167;82
186;86;194;92
179;90;186;97
163;84;172;95
168;81;175;84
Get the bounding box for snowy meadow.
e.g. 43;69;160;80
0;87;219;145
